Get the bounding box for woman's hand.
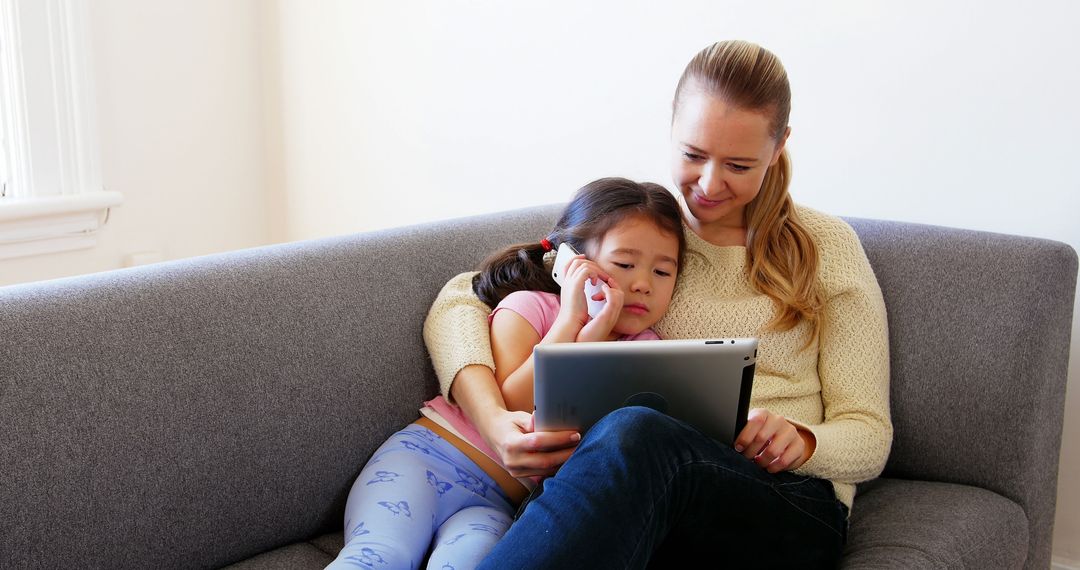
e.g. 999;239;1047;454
452;366;578;478
485;408;580;478
733;408;816;473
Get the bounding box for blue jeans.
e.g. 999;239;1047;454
478;407;848;569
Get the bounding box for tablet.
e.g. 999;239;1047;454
533;338;757;445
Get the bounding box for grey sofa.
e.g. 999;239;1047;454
1;204;1075;569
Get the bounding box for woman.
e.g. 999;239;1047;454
422;40;891;568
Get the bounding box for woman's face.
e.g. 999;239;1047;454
670;86;789;235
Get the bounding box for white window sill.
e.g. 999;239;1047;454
0;191;123;260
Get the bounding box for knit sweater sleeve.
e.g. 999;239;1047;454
422;271;495;399
792;214;894;484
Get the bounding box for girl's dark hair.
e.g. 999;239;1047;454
472;177;686;309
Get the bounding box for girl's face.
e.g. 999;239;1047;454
586;215;680;336
670;86;789;237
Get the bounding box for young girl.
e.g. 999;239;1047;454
326;177;685;570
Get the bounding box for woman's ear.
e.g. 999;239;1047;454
770;126;792;166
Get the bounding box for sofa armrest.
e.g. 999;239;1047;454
847;217;1077;570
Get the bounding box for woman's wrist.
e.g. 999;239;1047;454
450;365;508;431
466;399;519;455
796;426;817;468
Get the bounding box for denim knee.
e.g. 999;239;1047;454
586;406;686;450
596;405;670;429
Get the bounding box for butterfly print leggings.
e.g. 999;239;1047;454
326;424;515;570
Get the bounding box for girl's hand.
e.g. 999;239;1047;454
733;408;816;473
576;277;624;342
553;255;611;331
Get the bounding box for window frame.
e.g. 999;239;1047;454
0;0;121;260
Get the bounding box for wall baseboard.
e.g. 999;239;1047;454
1053;556;1080;570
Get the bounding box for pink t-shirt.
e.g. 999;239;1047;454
423;290;660;469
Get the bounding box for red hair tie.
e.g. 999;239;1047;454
540;238;553;252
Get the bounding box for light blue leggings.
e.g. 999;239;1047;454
326;424;515;570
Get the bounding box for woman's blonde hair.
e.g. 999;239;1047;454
673;40;823;345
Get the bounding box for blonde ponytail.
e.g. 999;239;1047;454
744;149;822;346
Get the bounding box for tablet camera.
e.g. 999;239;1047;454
622;392;669;415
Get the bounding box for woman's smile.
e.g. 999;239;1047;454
691;192;731;208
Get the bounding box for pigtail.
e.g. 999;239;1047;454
472;240;561;309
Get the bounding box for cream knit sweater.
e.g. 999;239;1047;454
422;205;892;509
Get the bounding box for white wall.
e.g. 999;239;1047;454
0;0;270;287
267;0;1080;562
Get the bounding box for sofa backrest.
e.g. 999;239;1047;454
0;205;1074;570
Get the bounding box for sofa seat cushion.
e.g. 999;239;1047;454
841;478;1028;569
311;531;346;557
222;542;334;569
224;477;1030;570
